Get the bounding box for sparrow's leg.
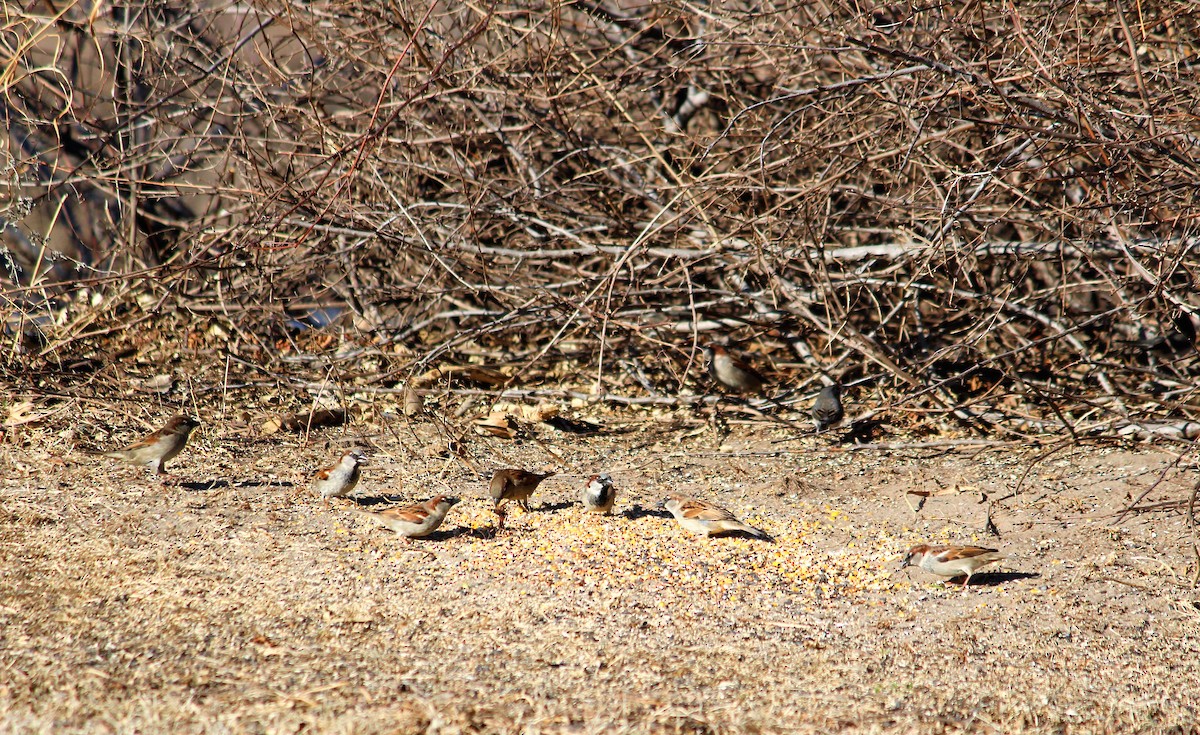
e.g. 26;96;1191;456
518;499;531;512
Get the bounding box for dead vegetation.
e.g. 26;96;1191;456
4;1;1200;440
3;1;1200;731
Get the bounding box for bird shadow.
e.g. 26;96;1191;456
620;504;672;521
537;500;574;513
956;571;1041;587
179;478;295;492
419;527;475;542
542;415;606;435
461;525;530;541
838;418;886;445
351;494;408;507
707;528;775;542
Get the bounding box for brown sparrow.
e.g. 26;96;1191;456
489;468;555;529
312;449;367;500
354;495;460;542
812;383;844;432
581;473;616;514
901;544;1004;590
89;415;200;478
660;495;770;539
703;344;765;394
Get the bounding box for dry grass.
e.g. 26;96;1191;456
3;403;1199;734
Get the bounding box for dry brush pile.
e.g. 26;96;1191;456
3;0;1200;440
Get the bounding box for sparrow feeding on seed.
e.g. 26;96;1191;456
489;468;555;530
89;415;200;479
581;473;616;515
901;544;1004;590
312;449;367;500
660;495;770;540
703;344;766;394
353;495;459;542
811;383;844;432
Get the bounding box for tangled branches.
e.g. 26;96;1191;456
3;0;1200;437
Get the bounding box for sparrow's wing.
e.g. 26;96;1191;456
121;430;168;451
942;546;1002;561
378;503;432;523
680;499;740;523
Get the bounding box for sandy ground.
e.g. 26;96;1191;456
2;407;1199;734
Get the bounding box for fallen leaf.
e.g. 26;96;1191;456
282;409;346;432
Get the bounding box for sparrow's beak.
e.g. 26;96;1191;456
896;556;912;572
446;497;461;507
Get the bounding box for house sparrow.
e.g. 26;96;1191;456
353;495;460;542
489;468;555;529
811;383;844;431
89;415;200;478
660;495;770;540
581;473;616;514
901;544;1004;590
312;449;367;500
703;344;765;394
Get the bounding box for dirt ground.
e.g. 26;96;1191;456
2;405;1199;734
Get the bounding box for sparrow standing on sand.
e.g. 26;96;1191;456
811;383;844;432
353;495;460;542
660;495;770;539
901;544;1005;591
581;473;616;515
89;415;200;478
312;449;367;501
490;468;555;530
703;344;765;394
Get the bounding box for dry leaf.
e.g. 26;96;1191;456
403;386;424;416
282;408;346;432
137;373;174;394
474;413;516;439
5;401;37;427
419;365;509;387
521;402;560;422
422;439;464;458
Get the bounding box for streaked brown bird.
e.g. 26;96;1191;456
703;344;765;394
353;495;460;542
489;468;555;530
660;495;771;540
89;415;200;479
900;544;1005;592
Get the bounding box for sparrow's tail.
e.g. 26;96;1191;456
85;449;125;459
747;525;774;542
